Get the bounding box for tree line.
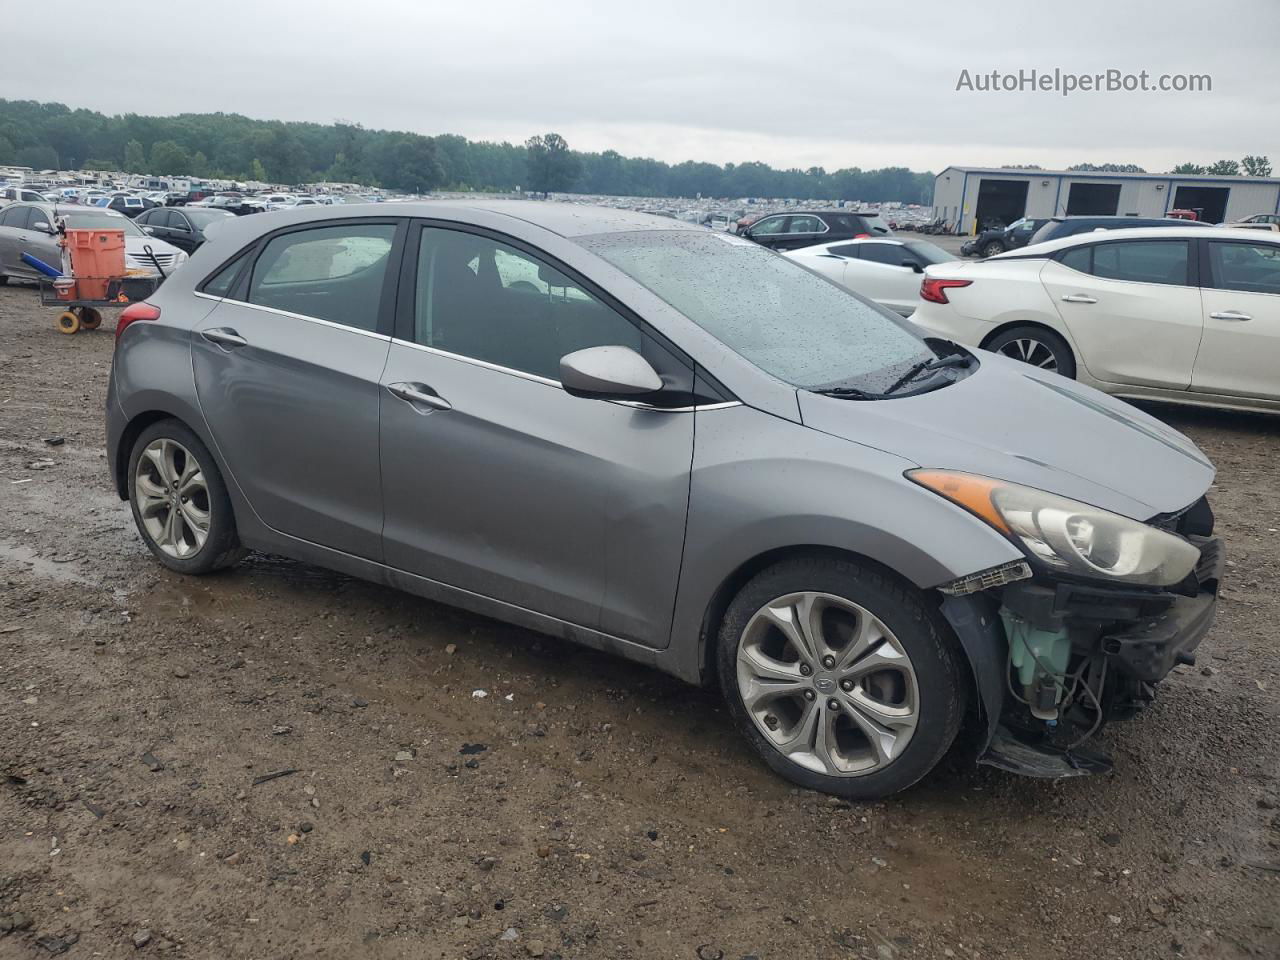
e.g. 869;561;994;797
0;99;936;203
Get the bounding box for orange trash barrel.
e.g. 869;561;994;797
64;228;126;300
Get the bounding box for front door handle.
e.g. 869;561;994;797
1061;294;1098;304
1209;310;1252;322
387;382;452;411
201;327;247;348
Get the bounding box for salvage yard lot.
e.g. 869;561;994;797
0;285;1276;959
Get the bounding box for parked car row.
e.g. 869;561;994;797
0;202;188;284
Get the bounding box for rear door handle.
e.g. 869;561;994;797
1209;310;1252;322
201;327;247;348
1061;294;1098;304
387;381;452;411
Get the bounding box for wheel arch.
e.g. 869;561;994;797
695;544;946;690
979;318;1078;364
114;410;180;499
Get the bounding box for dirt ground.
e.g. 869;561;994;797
0;284;1276;960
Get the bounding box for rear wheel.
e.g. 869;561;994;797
128;419;245;575
985;325;1076;378
717;556;966;799
56;311;80;335
79;308;103;330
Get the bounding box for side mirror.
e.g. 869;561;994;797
143;226;156;234
560;345;662;399
32;221;52;233
903;260;924;273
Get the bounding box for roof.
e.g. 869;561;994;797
996;225;1280;258
200;199;708;241
937;165;1280;186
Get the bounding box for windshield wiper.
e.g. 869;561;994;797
882;353;972;396
812;385;882;400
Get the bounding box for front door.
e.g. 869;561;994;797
379;224;695;647
190;219;402;560
1193;239;1280;401
1039;238;1202;389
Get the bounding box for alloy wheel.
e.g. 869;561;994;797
996;337;1058;371
134;438;211;559
735;592;919;777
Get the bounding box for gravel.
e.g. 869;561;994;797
1;285;1276;958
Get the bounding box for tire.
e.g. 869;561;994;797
0;273;9;285
79;308;103;330
985;324;1077;378
127;418;245;575
981;241;1006;258
717;556;967;799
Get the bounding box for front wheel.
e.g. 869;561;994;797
717;557;966;799
127;419;245;574
981;241;1006;258
985;325;1077;378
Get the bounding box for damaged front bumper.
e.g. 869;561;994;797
939;526;1224;779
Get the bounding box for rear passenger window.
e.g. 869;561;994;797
413;227;641;382
1091;241;1189;286
859;244;909;266
247;223;395;329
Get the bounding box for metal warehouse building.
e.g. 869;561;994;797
932;166;1280;234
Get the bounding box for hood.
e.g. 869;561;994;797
797;353;1214;520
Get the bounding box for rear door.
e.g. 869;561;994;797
190;218;404;560
1039;238;1202;389
0;205;29;274
840;241;919;314
378;222;697;647
1193;239;1280;401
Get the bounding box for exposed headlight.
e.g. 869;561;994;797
175;251;189;266
909;469;1200;587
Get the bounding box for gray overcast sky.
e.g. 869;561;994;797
5;0;1278;172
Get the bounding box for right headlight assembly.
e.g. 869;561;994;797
909;469;1201;588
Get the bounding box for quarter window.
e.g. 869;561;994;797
1058;246;1093;273
412;227;640;382
202;252;252;298
246;223;395;330
1091;241;1189;286
1209;241;1280;295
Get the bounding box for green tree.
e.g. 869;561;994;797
1241;155;1273;177
124;139;146;173
149;140;191;174
190;151;209;177
525;133;580;195
1171;162;1207;174
1206;159;1240;176
250;158;267;183
15;144;58;170
0;134;13;164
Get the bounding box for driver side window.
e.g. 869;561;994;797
412;227;641;382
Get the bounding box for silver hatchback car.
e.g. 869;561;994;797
107;202;1223;798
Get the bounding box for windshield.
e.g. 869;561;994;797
58;210;145;236
184;209;235;226
582;230;936;393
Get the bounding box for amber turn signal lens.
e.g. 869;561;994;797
907;470;1011;534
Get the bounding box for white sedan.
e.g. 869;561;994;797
785;237;957;316
911;226;1280;414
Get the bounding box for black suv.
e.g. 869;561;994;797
962;217;1048;258
1029;215;1212;246
741;210;891;251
